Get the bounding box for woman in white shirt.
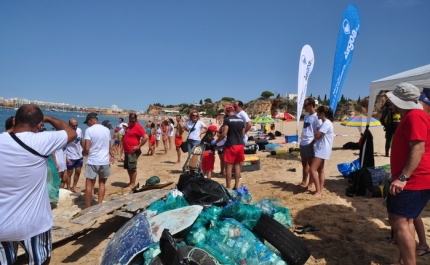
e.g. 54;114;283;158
184;111;207;154
308;105;334;197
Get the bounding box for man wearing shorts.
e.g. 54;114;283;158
299;98;321;189
386;83;430;265
122;113;148;191
0;104;76;265
216;105;244;189
233;100;252;144
65;118;84;193
82;113;113;208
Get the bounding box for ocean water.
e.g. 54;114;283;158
0;107;122;134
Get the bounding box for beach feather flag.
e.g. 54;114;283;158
329;4;360;114
297;45;314;132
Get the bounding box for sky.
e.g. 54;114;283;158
1;0;429;111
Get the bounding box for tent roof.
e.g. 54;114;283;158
367;64;430;123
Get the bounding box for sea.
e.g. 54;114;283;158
0;107;123;134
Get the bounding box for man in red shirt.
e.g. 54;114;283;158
122;113;148;191
387;83;430;265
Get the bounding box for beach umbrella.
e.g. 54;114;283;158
341;116;381;128
252;115;275;124
283;112;295;121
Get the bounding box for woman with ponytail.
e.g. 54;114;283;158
308;105;334;197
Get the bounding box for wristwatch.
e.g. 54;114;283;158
398;174;409;182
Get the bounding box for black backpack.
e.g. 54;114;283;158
348;168;373;196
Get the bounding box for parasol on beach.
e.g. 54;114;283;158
252;115;275;124
341;116;381;128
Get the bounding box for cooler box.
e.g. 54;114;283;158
285;135;299;143
244;144;258;154
264;143;280;152
241;156;260;172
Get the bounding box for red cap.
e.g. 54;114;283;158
225;105;235;112
208;125;218;132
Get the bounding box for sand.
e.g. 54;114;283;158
27;121;430;265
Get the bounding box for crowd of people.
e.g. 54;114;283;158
2;82;430;264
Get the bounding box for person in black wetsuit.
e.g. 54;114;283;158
380;101;401;157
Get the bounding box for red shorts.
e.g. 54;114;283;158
201;151;215;171
224;145;245;164
175;136;183;147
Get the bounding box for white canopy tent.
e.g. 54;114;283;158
366;64;430;124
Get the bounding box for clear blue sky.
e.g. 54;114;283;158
1;1;429;111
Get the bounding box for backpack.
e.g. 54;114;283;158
348;168;373;196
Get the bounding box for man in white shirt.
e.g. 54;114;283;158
0;104;76;265
234;100;252;144
65;118;84;193
82;113;113;208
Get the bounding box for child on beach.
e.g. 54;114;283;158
112;128;119;155
201;125;218;179
156;123;161;147
147;122;156;155
217;125;227;176
161;120;169;154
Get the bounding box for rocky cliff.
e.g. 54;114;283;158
146;93;388;120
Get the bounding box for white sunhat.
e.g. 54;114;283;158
386;82;423;110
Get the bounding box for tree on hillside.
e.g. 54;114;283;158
323;94;328;105
310;93;313;98
261;91;274;99
206;108;216;117
153;103;164;107
357;96;361;104
204;98;212;103
199;99;202;104
276;94;280;98
166;104;175;108
317;95;322;104
221;97;235;102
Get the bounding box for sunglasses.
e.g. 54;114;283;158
192;114;198;117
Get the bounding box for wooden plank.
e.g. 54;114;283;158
70;190;168;225
113;211;134;219
121;189;169;213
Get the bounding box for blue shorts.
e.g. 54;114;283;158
0;229;52;265
66;157;83;170
387;189;430;218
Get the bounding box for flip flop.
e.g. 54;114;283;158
294;224;319;234
416;247;430;256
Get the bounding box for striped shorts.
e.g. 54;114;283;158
0;229;51;265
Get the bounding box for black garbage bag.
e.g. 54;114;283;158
159;229;184;265
177;173;229;207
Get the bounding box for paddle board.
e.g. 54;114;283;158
100;205;203;265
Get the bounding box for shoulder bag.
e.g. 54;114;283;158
180;122;197;153
9;132;49;158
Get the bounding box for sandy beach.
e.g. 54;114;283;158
38;120;430;265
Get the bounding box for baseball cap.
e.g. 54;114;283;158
84;113;98;124
102;120;113;129
386;83;423;110
225;105;235;112
208;125;218;132
122;123;128;127
419;88;430;106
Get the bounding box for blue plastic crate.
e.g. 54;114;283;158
285;135;298;143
